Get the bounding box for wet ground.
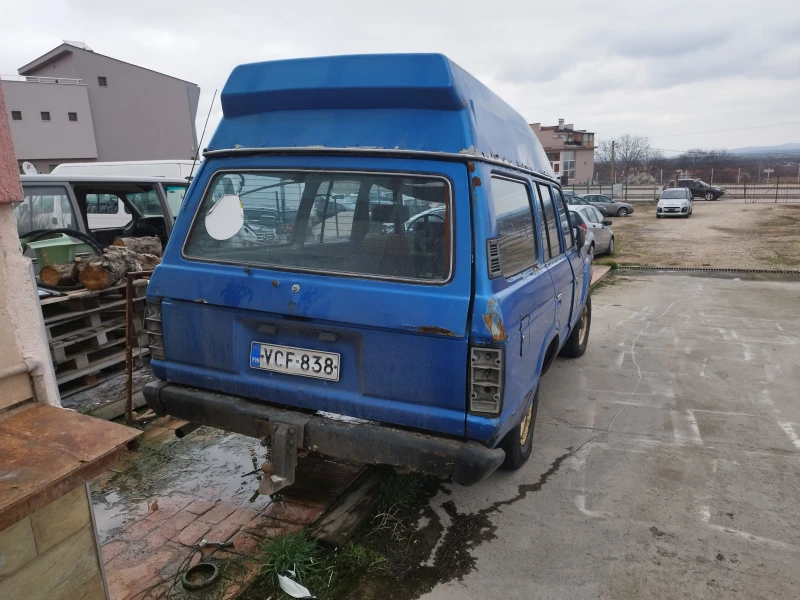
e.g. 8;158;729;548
91;425;270;545
400;273;800;599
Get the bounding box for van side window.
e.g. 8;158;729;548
536;183;561;260
489;176;537;277
86;193;121;214
552;188;574;249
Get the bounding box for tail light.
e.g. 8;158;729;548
144;299;165;360
579;222;588;234
469;347;504;415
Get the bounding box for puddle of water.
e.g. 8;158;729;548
91;426;270;543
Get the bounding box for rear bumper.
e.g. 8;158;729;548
143;381;505;486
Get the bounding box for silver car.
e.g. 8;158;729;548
570;204;614;255
568;208;597;261
580;193;634;218
656;188;693;218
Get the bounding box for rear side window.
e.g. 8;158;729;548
86;193;121;214
552;188;574;249
489;176;537;277
536;183;561;261
15;185;76;235
184;171;452;282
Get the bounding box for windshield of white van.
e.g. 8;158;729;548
183;171;452;282
15;185;76;236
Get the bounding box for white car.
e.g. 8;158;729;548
568;209;596;261
657;188;693;218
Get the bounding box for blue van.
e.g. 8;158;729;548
143;54;592;492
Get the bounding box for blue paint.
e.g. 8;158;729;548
210;54;554;178
149;54;589;452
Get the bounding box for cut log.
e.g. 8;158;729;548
112;236;162;256
76;246;161;291
39;263;77;287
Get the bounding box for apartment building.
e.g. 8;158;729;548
2;41;200;174
530;119;595;184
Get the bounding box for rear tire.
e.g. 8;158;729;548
588;243;595;263
705;191;714;201
617;207;629;217
560;294;592;358
607;237;615;255
500;388;538;469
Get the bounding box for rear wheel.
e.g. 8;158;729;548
607;236;615;255
705;191;715;201
500;388;539;469
560;294;592;358
617;207;629;217
588;243;595;263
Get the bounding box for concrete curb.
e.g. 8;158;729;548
590;265;612;289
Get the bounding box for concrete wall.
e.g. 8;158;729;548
25;47;200;162
3;80;97;162
0;83;60;406
0;486;106;600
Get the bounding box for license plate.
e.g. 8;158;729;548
250;342;340;381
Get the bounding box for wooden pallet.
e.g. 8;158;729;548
39;279;151;395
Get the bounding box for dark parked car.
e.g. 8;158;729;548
664;178;725;201
580;194;634;217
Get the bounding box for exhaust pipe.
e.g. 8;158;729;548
175;422;201;439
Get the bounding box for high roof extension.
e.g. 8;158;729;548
207;53;555;179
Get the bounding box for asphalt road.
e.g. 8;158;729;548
420;273;800;600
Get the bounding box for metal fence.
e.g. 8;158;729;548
563;182;800;203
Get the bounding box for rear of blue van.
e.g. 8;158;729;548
143;54;559;486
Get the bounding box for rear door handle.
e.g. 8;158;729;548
556;293;563;303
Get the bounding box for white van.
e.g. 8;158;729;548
51;160;199;181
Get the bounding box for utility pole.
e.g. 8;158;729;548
610;140;616;186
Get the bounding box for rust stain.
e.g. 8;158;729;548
467;162;476;173
271;280;279;287
418;325;458;336
472;176;482;187
482;298;506;341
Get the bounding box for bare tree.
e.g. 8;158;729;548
614;134;651;176
680;149;708;173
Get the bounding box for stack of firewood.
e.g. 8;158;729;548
39;237;162;290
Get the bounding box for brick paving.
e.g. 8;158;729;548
98;416;363;600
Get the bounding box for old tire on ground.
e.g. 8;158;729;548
500;388;539;470
560;294;592;359
705;191;715;201
617;207;629;217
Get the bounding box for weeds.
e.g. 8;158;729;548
260;531;322;588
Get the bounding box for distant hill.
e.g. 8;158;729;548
730;143;800;155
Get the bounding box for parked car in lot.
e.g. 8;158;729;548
568;209;596;261
570;204;614;255
564;193;593;208
657;188;693;218
664;178;725;201
580;194;634;217
143;53;594;493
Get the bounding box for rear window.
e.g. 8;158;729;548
183;171;452;282
489;176;537;277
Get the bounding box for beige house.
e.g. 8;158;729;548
530;119;595;184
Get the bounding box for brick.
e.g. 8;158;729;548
30;486;91;554
231;531;262;554
204;517;241;545
225;507;259;526
243;515;303;539
175;520;212;546
0;526;99;600
0;517;37;577
263;500;323;525
197;503;236;524
101;539;129;564
221;583;242;600
122;517;160;541
163;509;198;531
144;494;195;522
105;546;176;600
64;572;105;600
184;499;216;515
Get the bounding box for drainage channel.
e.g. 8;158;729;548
616;265;800;275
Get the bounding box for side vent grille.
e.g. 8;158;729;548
487;239;502;279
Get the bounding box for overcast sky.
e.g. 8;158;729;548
2;0;798;154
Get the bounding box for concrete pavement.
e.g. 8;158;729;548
421;273;800;600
